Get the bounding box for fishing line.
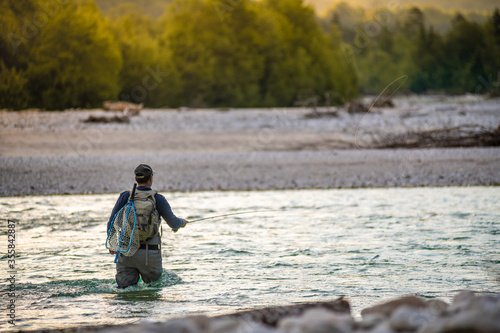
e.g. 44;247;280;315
187;209;281;223
369;75;408;111
172;210;280;232
354;75;408;149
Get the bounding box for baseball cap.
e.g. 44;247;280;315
134;164;153;181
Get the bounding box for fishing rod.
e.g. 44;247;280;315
188;209;281;223
172;209;280;232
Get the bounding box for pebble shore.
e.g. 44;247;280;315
1;147;499;196
1;95;499;196
22;290;500;333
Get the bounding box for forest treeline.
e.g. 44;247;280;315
0;0;499;110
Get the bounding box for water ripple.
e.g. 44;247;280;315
0;187;499;331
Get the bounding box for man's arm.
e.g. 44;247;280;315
155;193;186;230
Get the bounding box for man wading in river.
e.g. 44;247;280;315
107;164;188;288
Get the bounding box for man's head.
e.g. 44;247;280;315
135;164;154;186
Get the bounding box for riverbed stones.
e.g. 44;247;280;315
358;295;449;333
360;296;427;318
357;313;386;330
277;308;354;333
2;98;500;196
213;298;350;327
355;291;500;333
25;291;500;333
419;291;500;333
389;305;435;332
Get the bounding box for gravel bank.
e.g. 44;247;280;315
1;96;499;196
1;147;499;196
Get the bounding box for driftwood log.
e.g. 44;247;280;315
347;101;369;113
373;124;500;149
103;101;143;112
303;110;339;119
83;115;130;124
372;98;395;108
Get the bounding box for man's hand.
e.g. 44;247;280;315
173;219;188;233
109;250;117;255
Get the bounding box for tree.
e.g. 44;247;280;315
108;7;160;106
157;0;357;107
409;25;446;92
403;7;425;38
158;0;233;107
262;0;358;105
0;0;36;109
0;0;38;67
481;8;500;87
0;60;29;109
26;1;122;110
442;14;487;92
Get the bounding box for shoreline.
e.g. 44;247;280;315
1;98;499;197
1;147;499;196
10;291;500;333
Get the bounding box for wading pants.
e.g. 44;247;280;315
115;248;162;288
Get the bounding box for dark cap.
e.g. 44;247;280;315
134;164;153;181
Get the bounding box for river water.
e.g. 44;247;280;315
1;187;499;331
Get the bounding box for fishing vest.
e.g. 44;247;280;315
131;189;160;242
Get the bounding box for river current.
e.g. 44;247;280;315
1;187;499;331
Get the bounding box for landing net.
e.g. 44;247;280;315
106;185;140;262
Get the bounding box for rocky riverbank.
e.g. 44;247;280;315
1;147;499;196
1;95;499;196
19;290;500;333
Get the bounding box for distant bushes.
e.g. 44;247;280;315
326;5;500;95
0;0;498;110
0;0;358;110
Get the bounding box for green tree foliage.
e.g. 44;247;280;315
482;9;500;84
440;15;487;93
158;0;357;107
108;6;160;105
0;0;39;109
0;0;33;68
158;0;269;107
1;0;498;110
25;1;122;110
409;26;446;92
263;0;357;105
0;60;29;110
325;3;500;95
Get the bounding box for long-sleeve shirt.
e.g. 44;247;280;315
107;186;184;242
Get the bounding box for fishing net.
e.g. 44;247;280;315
106;185;140;261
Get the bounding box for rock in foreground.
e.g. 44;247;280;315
21;291;500;333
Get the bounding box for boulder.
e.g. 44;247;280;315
361;296;427;318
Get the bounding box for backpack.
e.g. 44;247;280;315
131;189;160;242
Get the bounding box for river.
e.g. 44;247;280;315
1;187;499;331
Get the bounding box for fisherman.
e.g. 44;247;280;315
107;164;187;288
